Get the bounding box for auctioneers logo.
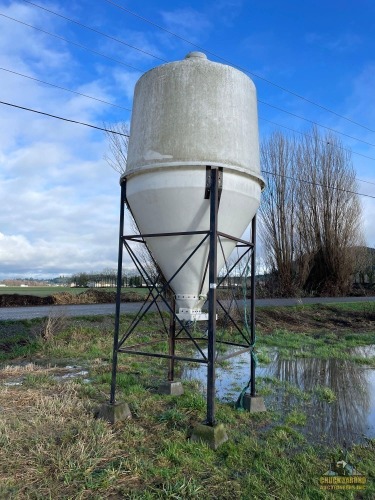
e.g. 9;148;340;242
319;456;367;491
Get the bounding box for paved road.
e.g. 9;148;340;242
1;296;374;321
0;301;163;320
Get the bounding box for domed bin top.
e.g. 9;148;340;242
125;52;263;187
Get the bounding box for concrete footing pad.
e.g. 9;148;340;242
95;402;132;424
243;394;267;413
158;381;184;396
190;423;228;450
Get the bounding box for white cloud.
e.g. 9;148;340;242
0;2;71;71
337;64;375;248
0;229;119;277
305;32;362;53
161;8;211;43
0;1;136;278
213;0;244;26
100;26;166;66
343;64;375;137
357;183;375;247
111;69;139;102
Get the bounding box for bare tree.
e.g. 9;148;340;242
104;122;129;175
259;128;364;296
259;132;300;296
296;128;363;295
353;246;375;286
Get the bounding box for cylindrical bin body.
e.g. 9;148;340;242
124;52;264;320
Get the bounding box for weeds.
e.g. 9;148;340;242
157;408;188;429
152;477;203;498
40;309;67;341
0;306;374;498
314;386;337;403
285;410;307;426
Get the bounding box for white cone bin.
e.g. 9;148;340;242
124;52;263;320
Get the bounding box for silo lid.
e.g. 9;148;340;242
185;51;207;59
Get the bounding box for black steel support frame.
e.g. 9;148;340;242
109;168;258;425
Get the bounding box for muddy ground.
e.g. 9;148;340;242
255;303;375;333
0;289;145;307
1;282;374;308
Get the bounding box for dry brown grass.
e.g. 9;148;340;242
40;310;67;341
0;363;91;385
255;304;375;333
0;382;138;498
1;362;42;376
1;288;147;307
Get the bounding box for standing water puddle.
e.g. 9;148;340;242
0;362;90;386
183;345;375;446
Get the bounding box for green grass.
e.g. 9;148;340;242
257;329;375;366
0;308;374;498
314;386;337;403
257;301;375;312
323;301;375;312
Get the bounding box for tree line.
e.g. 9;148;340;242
258;127;368;296
71;270;143;288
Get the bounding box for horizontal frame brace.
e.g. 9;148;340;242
217;231;254;246
122;337;250;350
123;230;209;240
174;336;208;342
215;340;251;348
175;337;250;349
118;349;208;364
216;347;251;362
120;339;167;350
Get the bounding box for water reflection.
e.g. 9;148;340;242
182;346;375;445
266;355;372;445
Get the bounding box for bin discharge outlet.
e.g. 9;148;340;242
124;52;263;321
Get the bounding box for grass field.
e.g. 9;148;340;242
0;286;149;297
0;304;374;498
0;286;92;296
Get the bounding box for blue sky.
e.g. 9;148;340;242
0;0;374;278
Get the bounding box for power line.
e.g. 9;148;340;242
0;13;144;74
2;7;375;188
0;67;132;112
258;100;375;148
22;0;168;63
0;99;373;198
0;100;130;137
258;116;375;186
350;178;375;187
102;0;375;135
261;169;375;199
20;0;375;152
2;15;375;178
9;3;375;152
2;28;373;166
2;63;375;184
